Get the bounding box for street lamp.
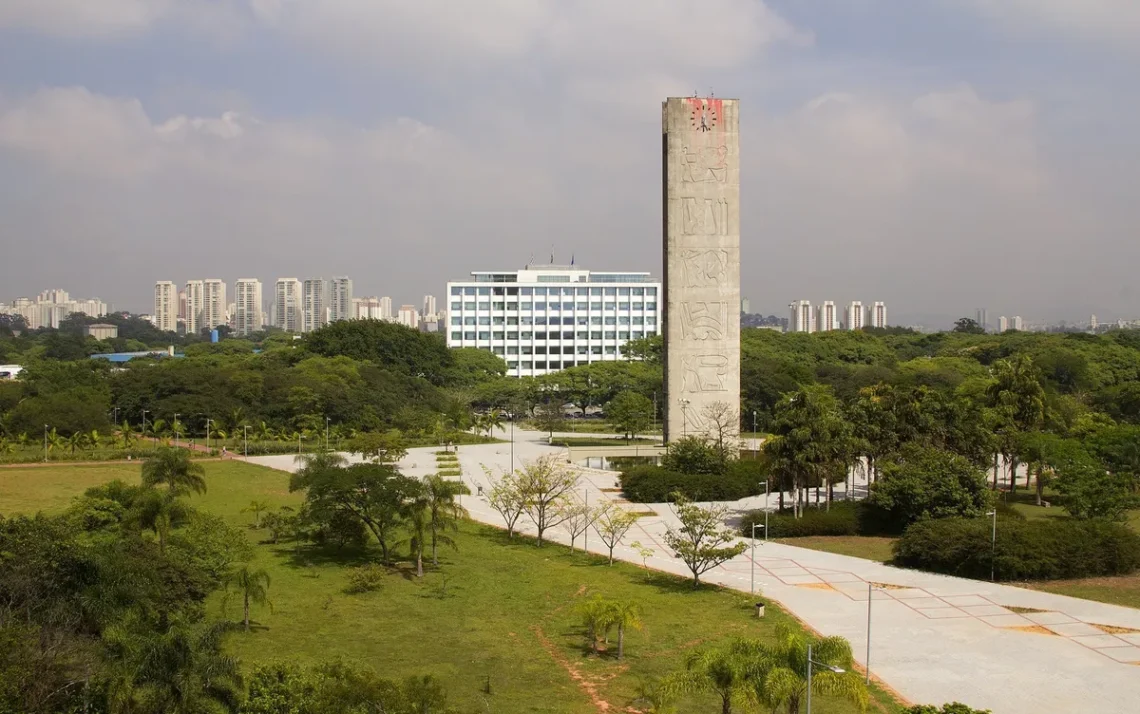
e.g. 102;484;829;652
112;406;119;425
806;643;846;714
987;510;997;581
205;418;213;453
752;410;758;457
325;417;331;451
43;424;49;462
750;522;765;594
865;583;882;684
510;416;515;473
243;424;249;458
679;399;690;437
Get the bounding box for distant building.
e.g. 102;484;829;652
397;305;420;329
816;301;838;332
868;301;887;328
234;279;263;336
327;277;353;324
998;316;1009;333
741;297;751;315
1091;314;1099;332
0;365;25;379
274;278;303;332
154;281;177;333
353;297;385;320
379;296;393;320
846;301;864;330
199;280;226;332
1012;316;1023;331
83;324;118;340
301;278;326;333
976;308;988;332
789;300;813;333
423;295;438;321
446;265;661;377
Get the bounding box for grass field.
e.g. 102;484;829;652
776;536;898;564
2;461;903;713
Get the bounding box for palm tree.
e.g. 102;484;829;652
142;447;208;495
67;431;86;454
424;474;470;566
750;626;868;714
400;491;431;578
483;409;506;438
611;600;643;660
103;613;242;714
661;643;757;714
224;566;272;632
88;429;103;450
131;489;192;554
118;420;136;449
241;500;271;528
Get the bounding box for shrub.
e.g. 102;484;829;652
620;462;765;503
894;517;1140;581
742;501;863;538
661;436;727;475
865;445;993;534
437;468;462;477
345;564;387;593
905;705;991;714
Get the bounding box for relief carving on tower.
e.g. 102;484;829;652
680;354;730;393
680;248;729;287
680;145;729;183
680;301;728;340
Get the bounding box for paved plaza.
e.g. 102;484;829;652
250;430;1140;714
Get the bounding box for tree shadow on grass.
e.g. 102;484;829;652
270;542;382;570
638;569;717;595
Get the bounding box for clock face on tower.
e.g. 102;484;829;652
690;101;718;132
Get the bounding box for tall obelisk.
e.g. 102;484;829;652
661;97;741;443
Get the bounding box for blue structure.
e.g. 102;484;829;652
90;350;181;363
211;329;219;343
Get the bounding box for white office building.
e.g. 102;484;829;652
185;281;204;334
998;316;1009;333
397;305;420;329
789;300;814;333
154;281;177;333
301;279;326;333
202;280;226;331
234;279;263;336
327;277;353;324
846;301;864;330
868;301;887;328
1012;316;1023;331
446;266;661;377
817;301;838;332
274;278;303;332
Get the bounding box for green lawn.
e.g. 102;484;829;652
551;436;659;447
2;461;903;714
776;536;898;564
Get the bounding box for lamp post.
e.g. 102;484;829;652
680;399;690;437
752;410;757;458
583;487;589;554
173;413;180;448
806;643;846;714
141;410;149;447
866;583;882;684
325;417;331;451
987;510;997;582
750;523;765;594
243;424;249;458
510;417;515;473
205;418;212;454
652;391;657;436
112;406;119;425
43;424;49;462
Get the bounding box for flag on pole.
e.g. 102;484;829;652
570;254;575;266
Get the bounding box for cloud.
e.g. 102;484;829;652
962;0;1140;48
0;0;244;39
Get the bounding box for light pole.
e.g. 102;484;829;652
141;410;149;447
173;413;180;448
205;418;212;454
987;510;997;581
325;417;331;451
652;391;657;436
112;406;119;425
750;522;765;594
806;643;846;714
866;582;882;684
43;424;49;462
243;424;249;458
680;399;690;437
583;487;589;554
510;417;515;473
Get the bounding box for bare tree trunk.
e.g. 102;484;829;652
993;452;999;490
617;623;625;660
1009;455;1019;493
431;522;439;566
416;546;424;578
1035;464;1045;506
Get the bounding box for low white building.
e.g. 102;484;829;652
446;265;661;377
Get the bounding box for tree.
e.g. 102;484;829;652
662;436;728;475
594;505;639;564
952;318;985;334
241;500;271;528
400;487;431;578
661;642;755;714
350;430;409;464
610;599;643;660
606;391;654;440
484;467;526;538
700;400;738;454
1055;464;1138;520
130;489;192;554
986;355;1045;492
291;461;418;564
558;499;599;552
663;494;748;588
750;625;869;714
866;445;994;533
141;447;207;496
764;385;849;517
102;614;243;714
224;566;272;632
532;399;566;439
303;318;452;384
423;474;469;566
517;456;580;546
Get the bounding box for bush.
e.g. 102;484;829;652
865;445;993;534
620;461;765;503
344;564;387;594
742;501;863;538
905;705;991;714
894;517;1140;581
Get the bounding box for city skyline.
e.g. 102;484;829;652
1;4;1138;325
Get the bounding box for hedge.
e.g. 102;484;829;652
619;460;766;503
740;501;864;538
894;517;1140;581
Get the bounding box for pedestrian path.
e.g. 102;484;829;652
248;431;1140;714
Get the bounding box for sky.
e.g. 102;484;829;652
0;1;1137;328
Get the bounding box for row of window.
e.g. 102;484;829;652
450;301;657;312
451;286;657;297
450;330;652;342
507;360;615;370
452;315;656;326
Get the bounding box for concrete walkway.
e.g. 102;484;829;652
249;431;1140;714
